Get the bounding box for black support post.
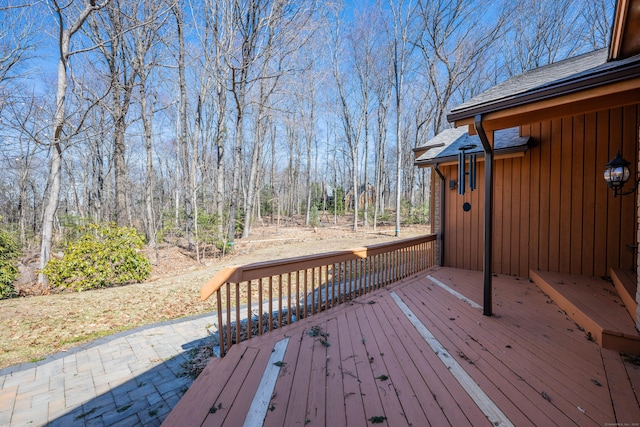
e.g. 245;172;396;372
474;115;493;317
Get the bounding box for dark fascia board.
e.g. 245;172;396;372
413;142;445;153
447;55;640;124
413;142;444;158
415;144;528;166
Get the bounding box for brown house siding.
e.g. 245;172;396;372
440;105;639;278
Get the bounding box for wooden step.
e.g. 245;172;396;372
610;267;638;322
530;269;640;354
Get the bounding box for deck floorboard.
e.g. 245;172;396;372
401;274;609;425
164;268;639;427
396;278;560;427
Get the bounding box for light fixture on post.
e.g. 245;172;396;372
603;150;638;197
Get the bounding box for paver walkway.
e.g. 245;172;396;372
0;313;216;426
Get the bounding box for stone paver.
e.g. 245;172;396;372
0;313;216;426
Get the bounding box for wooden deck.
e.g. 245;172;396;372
163;267;640;426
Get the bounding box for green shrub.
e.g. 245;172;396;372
42;223;151;291
309;205;320;228
216;239;234;254
0;229;20;299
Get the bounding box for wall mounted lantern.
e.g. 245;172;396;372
604;150;638;197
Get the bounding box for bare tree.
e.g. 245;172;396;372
501;0;582;76
1;93;49;244
133;1;170;255
328;4;364;232
242;73;276;238
387;0;416;237
224;0;316;242
210;1;232;241
298;76;317;228
580;0;615;50
86;1;138;226
372;59;392;230
415;0;503;134
226;0;260;245
39;0;110;285
245;2;319;237
0;3;42;241
188;0;233;243
348;5;382;229
85;0;171;230
241;32;280;239
0;2;39;84
170;1;198;251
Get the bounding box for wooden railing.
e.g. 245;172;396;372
201;234;436;356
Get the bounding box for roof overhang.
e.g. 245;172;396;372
449;60;640;132
415;127;530;168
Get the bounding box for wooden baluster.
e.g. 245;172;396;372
348;260;352;299
225;282;231;353
377;253;381;289
278;274;283;328
287;272;292;325
216;289;224;356
304;268;309;319
268;276;273;332
362;258;367;295
311;267;316;315
236;282;241;344
294;270;300;322
258;278;263;336
247;280;252;340
323;265;328;311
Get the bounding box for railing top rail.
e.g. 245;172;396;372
200;233;436;300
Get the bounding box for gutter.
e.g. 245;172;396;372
448;60;640;123
474;115;493;317
433;163;445;267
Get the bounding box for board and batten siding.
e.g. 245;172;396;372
439;105;639;278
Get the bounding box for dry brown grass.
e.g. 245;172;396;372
0;224;427;369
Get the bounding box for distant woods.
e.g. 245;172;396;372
0;0;614;272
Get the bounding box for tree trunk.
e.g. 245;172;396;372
139;80;156;251
229;98;244;245
39;143;62;284
242;119;263;238
113;114;128;226
174;3;193;249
